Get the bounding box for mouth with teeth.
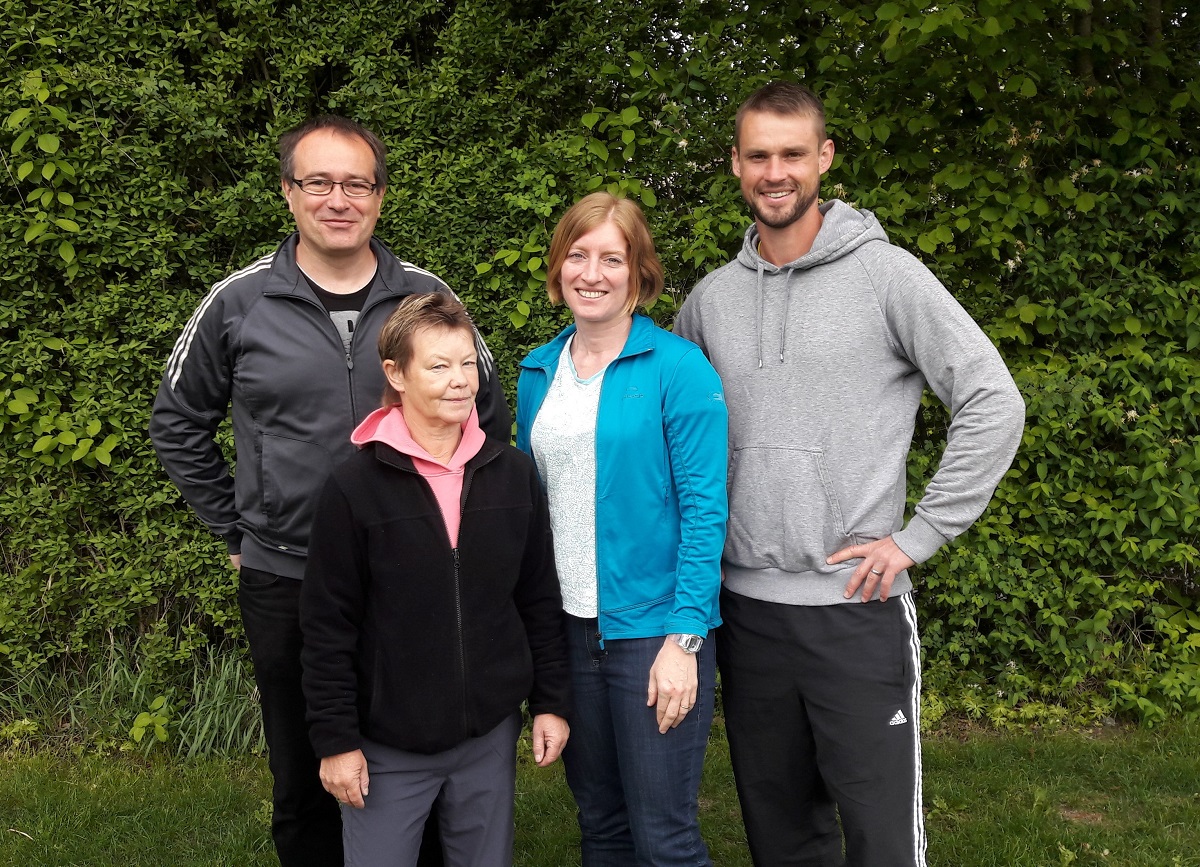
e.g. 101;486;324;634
763;190;793;199
577;290;606;299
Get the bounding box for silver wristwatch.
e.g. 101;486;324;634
667;633;704;654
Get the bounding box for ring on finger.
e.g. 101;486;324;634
869;568;883;575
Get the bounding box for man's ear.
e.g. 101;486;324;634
819;138;836;176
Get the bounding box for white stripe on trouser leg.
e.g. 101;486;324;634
900;593;927;867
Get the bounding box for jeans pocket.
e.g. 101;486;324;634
239;565;282;589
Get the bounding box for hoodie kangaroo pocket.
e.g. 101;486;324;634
725;446;850;574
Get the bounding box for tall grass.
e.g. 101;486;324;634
0;642;263;757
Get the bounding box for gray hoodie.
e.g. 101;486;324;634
675;200;1025;605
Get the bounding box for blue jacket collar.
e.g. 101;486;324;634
521;314;658;370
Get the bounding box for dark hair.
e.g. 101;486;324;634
377;293;475;406
545;192;664;316
735;82;827;147
278;115;388;188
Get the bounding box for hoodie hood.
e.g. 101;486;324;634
736;201;891;368
352;404;486;471
736;199;890;272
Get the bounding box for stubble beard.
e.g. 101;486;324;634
745;185;820;230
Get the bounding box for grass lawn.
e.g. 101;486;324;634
1;719;1198;866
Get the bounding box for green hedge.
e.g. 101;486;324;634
2;0;1197;724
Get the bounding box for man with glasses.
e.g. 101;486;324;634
150;116;509;866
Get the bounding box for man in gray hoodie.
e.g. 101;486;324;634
674;82;1025;866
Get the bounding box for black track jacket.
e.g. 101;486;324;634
149;234;511;579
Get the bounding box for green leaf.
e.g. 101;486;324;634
17;161;34;181
586;140;610;162
474;262;491;275
620;106;640;125
640;187;657;207
876;2;901;21
24;222;49;242
54;218;80;233
581;112;600;129
59;241;75;264
5;107;31;129
36;133;60;154
982;17;1002;37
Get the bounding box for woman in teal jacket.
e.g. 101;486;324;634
516;192;727;866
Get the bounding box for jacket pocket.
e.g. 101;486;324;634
260;434;333;549
725;446;850;574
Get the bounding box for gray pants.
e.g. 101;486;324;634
343;713;521;867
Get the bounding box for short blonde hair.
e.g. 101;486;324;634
545;193;664;316
377;293;474;406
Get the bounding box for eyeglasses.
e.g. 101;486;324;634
289;178;379;197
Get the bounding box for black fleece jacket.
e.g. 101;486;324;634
299;437;569;757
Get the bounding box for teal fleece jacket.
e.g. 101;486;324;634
675;201;1025;606
516;315;728;640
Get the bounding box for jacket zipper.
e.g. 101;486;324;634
452;546;468;733
592;357;611;649
453;462;482;733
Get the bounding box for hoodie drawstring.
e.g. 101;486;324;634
755;262;796;367
778;267;795;363
755;262;765;369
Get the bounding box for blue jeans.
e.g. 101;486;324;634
561;615;714;867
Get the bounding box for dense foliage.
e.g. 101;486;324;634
2;0;1197;726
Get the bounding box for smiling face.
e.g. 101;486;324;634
282;128;383;263
732;109;835;233
558;220;633;329
383;325;478;431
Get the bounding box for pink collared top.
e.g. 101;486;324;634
351;404;486;547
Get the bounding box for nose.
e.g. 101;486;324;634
763;155;787;182
581;257;602;282
325;184;352;208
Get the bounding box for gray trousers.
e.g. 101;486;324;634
343;712;521;867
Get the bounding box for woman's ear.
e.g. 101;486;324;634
382;358;406;399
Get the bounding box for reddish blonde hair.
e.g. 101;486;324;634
545;193;664;316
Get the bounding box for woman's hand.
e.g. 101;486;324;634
319;749;369;808
531;713;570;767
647;639;698;734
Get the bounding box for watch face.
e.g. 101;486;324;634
674;634;703;653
